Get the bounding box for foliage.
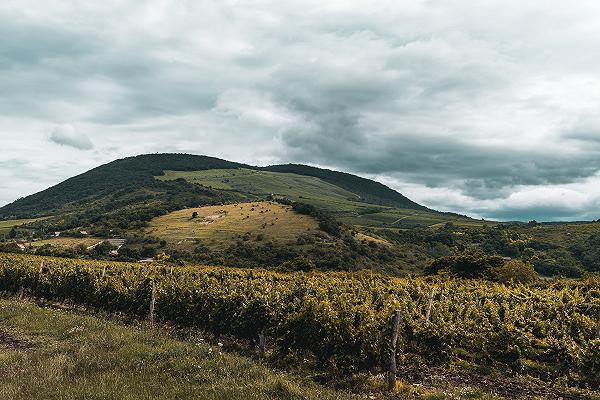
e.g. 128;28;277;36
0;253;598;389
425;251;504;279
488;260;538;284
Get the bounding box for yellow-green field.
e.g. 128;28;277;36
514;221;600;247
0;217;51;236
29;237;103;249
146;201;319;249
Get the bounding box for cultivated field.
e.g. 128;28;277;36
146;201;319;249
1;253;598;399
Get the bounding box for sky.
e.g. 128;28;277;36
2;0;600;221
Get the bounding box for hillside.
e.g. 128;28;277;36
0;154;247;219
0;153;430;218
3;154;600;277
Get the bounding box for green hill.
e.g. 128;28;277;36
0;153;466;230
0;153;482;274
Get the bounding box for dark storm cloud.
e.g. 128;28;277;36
2;1;600;221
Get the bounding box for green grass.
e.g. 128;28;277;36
146;201;320;250
29;237;103;249
0;217;51;236
513;221;600;247
158;169;487;229
0;297;358;400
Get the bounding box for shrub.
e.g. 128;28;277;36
489;260;538;284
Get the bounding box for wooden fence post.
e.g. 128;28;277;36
38;261;44;274
149;282;156;327
17;286;24;300
102;265;106;278
596;308;600;339
258;330;266;358
355;287;361;301
425;287;436;322
388;309;401;392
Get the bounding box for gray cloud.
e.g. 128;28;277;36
49;124;93;150
2;1;600;221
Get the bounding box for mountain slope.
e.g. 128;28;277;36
0;153;429;220
262;164;427;210
0;154;246;219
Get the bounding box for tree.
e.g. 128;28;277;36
489;260;538;284
425;251;504;279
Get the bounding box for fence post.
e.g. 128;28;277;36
596;308;600;339
17;286;24;300
388;309;401;392
258;330;266;358
149;282;156;327
102;265;106;278
38;261;44;274
425;287;436;322
355;287;361;301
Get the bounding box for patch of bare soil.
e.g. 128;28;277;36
0;331;34;350
401;365;587;400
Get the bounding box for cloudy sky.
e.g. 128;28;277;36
2;0;600;221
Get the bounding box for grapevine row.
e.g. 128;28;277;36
0;253;598;387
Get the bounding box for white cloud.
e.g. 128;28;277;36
49;124;93;150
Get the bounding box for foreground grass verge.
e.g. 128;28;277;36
0;297;357;400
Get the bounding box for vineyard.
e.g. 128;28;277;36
0;253;599;391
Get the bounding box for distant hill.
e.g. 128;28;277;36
0;153;430;219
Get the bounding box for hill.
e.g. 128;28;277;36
0;154;247;219
0;153;437;223
4;153;600;277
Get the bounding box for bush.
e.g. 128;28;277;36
425;251;504;279
489;260;538;284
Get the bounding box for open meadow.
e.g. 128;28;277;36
146;201;319;249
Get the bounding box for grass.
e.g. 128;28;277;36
146;201;319;249
0;217;51;236
0;297;358;400
158;169;489;229
513;221;600;247
29;237;103;249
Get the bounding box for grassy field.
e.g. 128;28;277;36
0;217;51;236
29;237;103;249
0;297;358;400
146;201;319;249
512;221;600;247
158;169;488;229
